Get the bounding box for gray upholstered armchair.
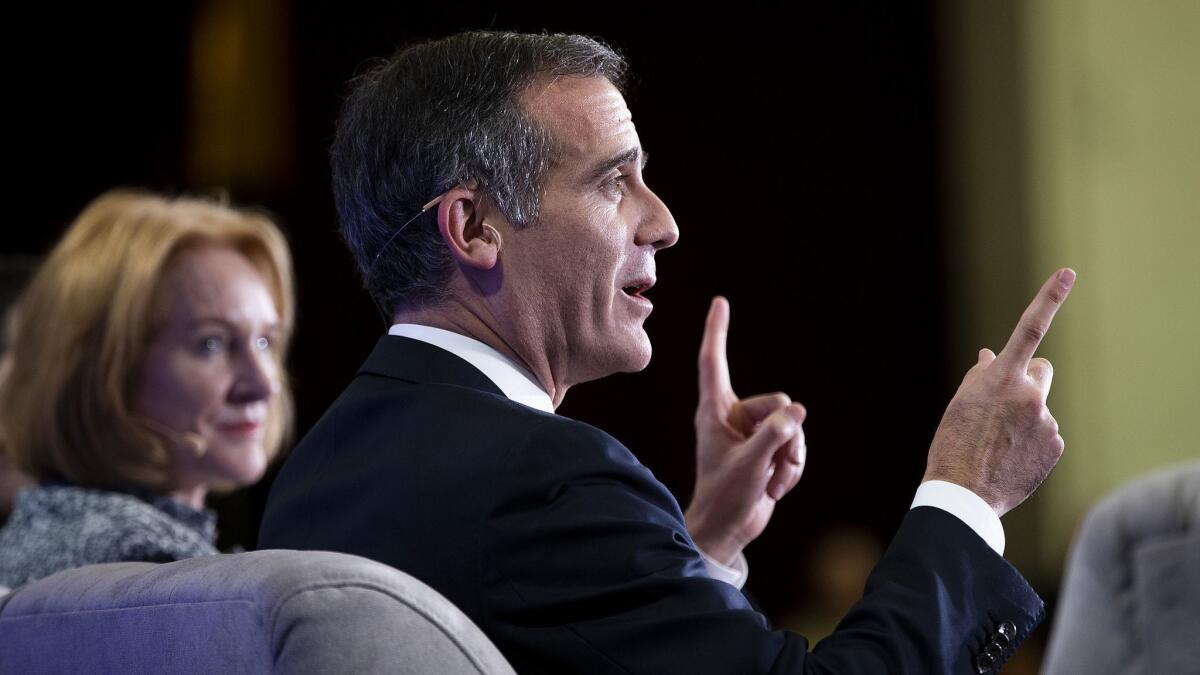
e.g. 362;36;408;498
0;549;515;674
1042;461;1200;675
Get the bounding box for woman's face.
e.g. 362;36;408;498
135;245;281;499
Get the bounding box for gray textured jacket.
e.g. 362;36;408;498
0;485;216;588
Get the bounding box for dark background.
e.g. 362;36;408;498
5;2;949;626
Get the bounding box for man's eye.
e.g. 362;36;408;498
602;174;628;198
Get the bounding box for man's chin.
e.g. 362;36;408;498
582;345;652;381
619;334;653;373
571;328;653;381
617;355;652;374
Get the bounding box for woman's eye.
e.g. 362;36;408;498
197;336;226;355
255;336;271;352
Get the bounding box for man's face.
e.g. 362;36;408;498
500;76;678;387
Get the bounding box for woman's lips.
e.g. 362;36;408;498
217;421;263;437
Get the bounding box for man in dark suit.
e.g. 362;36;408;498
261;31;1073;673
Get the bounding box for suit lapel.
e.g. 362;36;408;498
357;335;506;397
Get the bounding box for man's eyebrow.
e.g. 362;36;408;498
585;146;647;183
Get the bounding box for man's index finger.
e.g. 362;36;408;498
996;268;1076;372
698;296;733;398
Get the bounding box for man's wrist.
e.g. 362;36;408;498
911;479;1006;556
683;507;744;566
699;549;749;589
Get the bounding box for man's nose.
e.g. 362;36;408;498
231;347;277;403
635;187;679;251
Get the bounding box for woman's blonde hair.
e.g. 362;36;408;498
0;189;295;492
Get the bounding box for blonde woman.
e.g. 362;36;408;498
0;190;294;588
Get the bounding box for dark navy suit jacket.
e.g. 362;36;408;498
260;336;1044;673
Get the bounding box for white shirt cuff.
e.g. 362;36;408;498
910;480;1005;556
700;549;748;589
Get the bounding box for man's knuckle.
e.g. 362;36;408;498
767;417;796;439
996;369;1023;388
1021;322;1047;345
1023;396;1046;416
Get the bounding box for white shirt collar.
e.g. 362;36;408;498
387;324;555;414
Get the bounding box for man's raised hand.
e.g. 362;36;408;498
684;297;806;565
924;269;1076;516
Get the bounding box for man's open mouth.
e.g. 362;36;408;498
621;280;654;298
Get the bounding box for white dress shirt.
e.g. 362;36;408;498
388;324;1005;591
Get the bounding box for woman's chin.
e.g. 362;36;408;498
204;446;268;489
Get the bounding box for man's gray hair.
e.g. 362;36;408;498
332;31;627;314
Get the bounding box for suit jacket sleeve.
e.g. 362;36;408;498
478;417;1043;675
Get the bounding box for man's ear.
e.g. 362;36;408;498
437;187;502;270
